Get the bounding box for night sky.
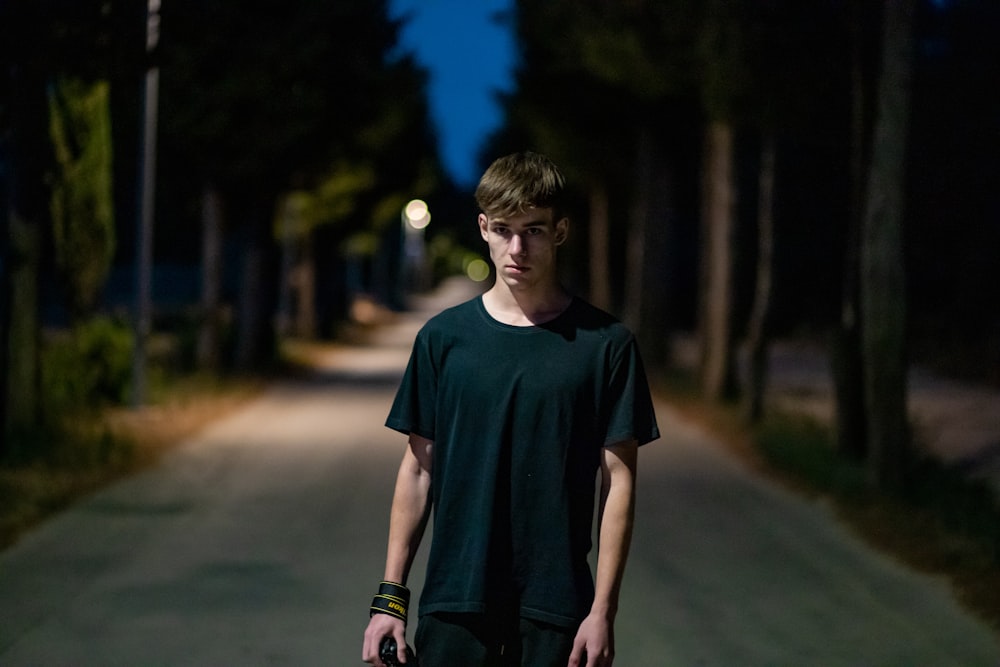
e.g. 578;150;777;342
389;0;516;188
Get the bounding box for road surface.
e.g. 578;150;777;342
1;278;998;666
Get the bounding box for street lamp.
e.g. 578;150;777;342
404;199;430;230
132;0;161;408
401;199;430;295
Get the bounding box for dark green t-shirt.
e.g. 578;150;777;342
385;295;659;627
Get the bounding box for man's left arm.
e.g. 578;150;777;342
568;439;638;667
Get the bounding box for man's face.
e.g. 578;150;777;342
478;207;568;292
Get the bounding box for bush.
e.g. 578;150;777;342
754;412;867;495
42;316;133;414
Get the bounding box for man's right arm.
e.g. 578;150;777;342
385;433;433;582
362;433;433;666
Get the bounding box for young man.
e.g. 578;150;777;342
362;152;659;667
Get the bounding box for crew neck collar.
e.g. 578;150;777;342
475;294;576;331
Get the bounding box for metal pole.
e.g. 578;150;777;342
132;0;160;407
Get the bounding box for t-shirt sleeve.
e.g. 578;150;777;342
385;329;438;440
603;335;660;447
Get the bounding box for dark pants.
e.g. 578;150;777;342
414;612;576;667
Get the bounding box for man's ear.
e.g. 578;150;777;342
478;213;489;241
554;217;569;246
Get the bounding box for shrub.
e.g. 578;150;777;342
42;316;133;414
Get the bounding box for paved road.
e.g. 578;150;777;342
1;278;998;666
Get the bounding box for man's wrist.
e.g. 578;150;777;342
588;600;619;621
370;581;411;624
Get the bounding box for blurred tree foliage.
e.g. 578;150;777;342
42;316;133;412
906;0;1000;384
492;0;833;382
491;0;1000;489
1;0;117;452
492;0;702;369
48;77;116;322
1;0;442;453
157;0;443;362
499;0;1000;379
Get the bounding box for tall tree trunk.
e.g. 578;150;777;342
588;183;612;312
235;235;263;371
236;240;264;371
625;130;673;371
698;120;738;401
294;232;317;339
276;192;302;338
743;133;776;423
624;132;652;332
2;33;48;448
0;152;8;451
4;212;42;437
235;199;279;371
196;185;224;370
861;0;915;490
831;0;871;461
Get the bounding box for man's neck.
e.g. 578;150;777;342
482;282;572;326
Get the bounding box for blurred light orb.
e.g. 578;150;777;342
404;199;431;229
465;258;490;282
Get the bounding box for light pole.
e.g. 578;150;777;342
132;0;160;407
401;199;430;296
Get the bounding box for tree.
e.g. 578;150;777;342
497;0;700;371
737;1;846;422
696;0;744;402
0;85;46;445
48;77;116;322
195;186;224;369
861;0;916;489
831;0;878;460
623;128;676;371
158;0;439;367
743;134;775;422
905;0;1000;385
1;3;52;448
500;1;637;310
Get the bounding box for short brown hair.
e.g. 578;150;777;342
474;152;567;219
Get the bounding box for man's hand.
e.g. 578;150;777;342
567;612;614;666
362;614;407;666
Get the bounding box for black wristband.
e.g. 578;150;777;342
370;581;410;623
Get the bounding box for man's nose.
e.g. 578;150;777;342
510;233;526;255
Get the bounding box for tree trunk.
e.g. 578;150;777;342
624;132;652;332
0;156;8;451
831;0;871;461
743;133;776;423
2;39;48;448
624;130;673;371
234;200;279;371
294;233;317;339
588;183;612;312
698;120;738;402
4;212;42;437
861;0;915;490
196;185;224;370
235;238;265;371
